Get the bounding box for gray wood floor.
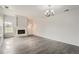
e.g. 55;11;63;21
0;35;79;54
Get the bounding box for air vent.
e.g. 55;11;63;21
4;6;9;9
64;9;69;12
1;5;9;9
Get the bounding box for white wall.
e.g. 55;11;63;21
33;9;79;46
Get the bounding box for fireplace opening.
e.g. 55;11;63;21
18;30;25;34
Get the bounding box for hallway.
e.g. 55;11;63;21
0;35;79;54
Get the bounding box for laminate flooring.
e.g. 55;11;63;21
0;35;79;54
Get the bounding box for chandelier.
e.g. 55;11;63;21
44;5;55;17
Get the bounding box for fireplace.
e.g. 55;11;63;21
18;30;25;34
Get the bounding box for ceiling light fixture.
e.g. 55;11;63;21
44;5;55;17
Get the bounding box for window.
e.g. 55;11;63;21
5;22;14;33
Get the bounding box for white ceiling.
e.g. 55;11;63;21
3;5;79;18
